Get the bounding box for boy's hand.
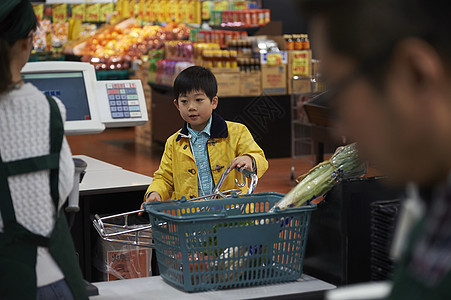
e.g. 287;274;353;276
138;192;162;216
230;155;254;171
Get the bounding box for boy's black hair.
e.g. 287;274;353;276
173;66;218;101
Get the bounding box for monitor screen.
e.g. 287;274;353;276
21;61;105;135
22;71;91;122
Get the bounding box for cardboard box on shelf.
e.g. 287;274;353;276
130;64;152;147
287;50;312;94
211;68;241;97
289;76;312;94
261;64;287;95
240;71;262;97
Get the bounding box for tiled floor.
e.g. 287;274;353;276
67;127;319;195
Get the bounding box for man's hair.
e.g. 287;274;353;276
300;0;451;80
173;66;218;101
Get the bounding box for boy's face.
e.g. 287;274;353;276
174;90;218;132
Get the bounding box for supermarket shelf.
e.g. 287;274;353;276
45;0;117;3
211;20;282;36
210;25;262;36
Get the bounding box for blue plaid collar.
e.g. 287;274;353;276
176;111;228;142
187;115;212;141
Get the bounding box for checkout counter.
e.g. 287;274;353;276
21;61;336;299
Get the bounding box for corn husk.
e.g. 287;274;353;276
271;143;366;211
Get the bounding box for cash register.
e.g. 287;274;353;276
21;61;148;134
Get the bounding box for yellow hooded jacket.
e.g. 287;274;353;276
146;112;268;200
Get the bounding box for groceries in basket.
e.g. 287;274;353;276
271;143;366;211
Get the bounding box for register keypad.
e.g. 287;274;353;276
106;83;142;119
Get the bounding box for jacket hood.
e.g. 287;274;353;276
176;111;228;141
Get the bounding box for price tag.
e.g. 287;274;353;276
33;4;44;21
100;3;114;22
145;0;155;22
202;1;211;20
119;0;131;18
53;4;67;22
86;3;100;22
137;0;145;20
166;0;175;23
150;0;158;22
213;0;229;11
71;4;85;21
186;0;195;24
232;1;248;10
158;0;166;23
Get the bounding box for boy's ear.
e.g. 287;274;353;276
212;96;219;109
173;99;180;110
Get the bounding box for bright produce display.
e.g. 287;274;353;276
73;21;190;70
272;143;367;211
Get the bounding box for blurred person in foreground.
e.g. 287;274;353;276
300;0;451;299
0;1;87;299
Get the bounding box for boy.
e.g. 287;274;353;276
143;66;268;202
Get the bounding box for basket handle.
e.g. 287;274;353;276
213;165;258;195
149;209;228;222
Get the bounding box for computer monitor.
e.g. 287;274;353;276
21;62;105;135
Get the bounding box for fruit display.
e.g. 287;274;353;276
32;20;69;52
72;20;190;70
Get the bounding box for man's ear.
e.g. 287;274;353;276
389;38;446;102
212;96;219;109
173;99;180;110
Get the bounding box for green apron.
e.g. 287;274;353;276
389;218;451;300
0;95;87;300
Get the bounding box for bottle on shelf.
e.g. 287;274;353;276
294;34;303;50
303;34;310;50
284;34;294;50
230;50;238;68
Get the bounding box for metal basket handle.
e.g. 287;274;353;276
213;165;258;196
92;165;258;247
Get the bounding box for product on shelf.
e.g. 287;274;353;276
237;57;260;72
285;34;310;50
196;30;247;48
164;41;194;62
155;59;194;86
227;39;253;58
284;34;294;51
201;49;238;69
219;9;270;27
254;37;280;56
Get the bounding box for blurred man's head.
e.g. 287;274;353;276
301;0;451;186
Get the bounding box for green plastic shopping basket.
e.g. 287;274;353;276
144;192;316;292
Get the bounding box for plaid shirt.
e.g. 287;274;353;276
187;116;213;196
